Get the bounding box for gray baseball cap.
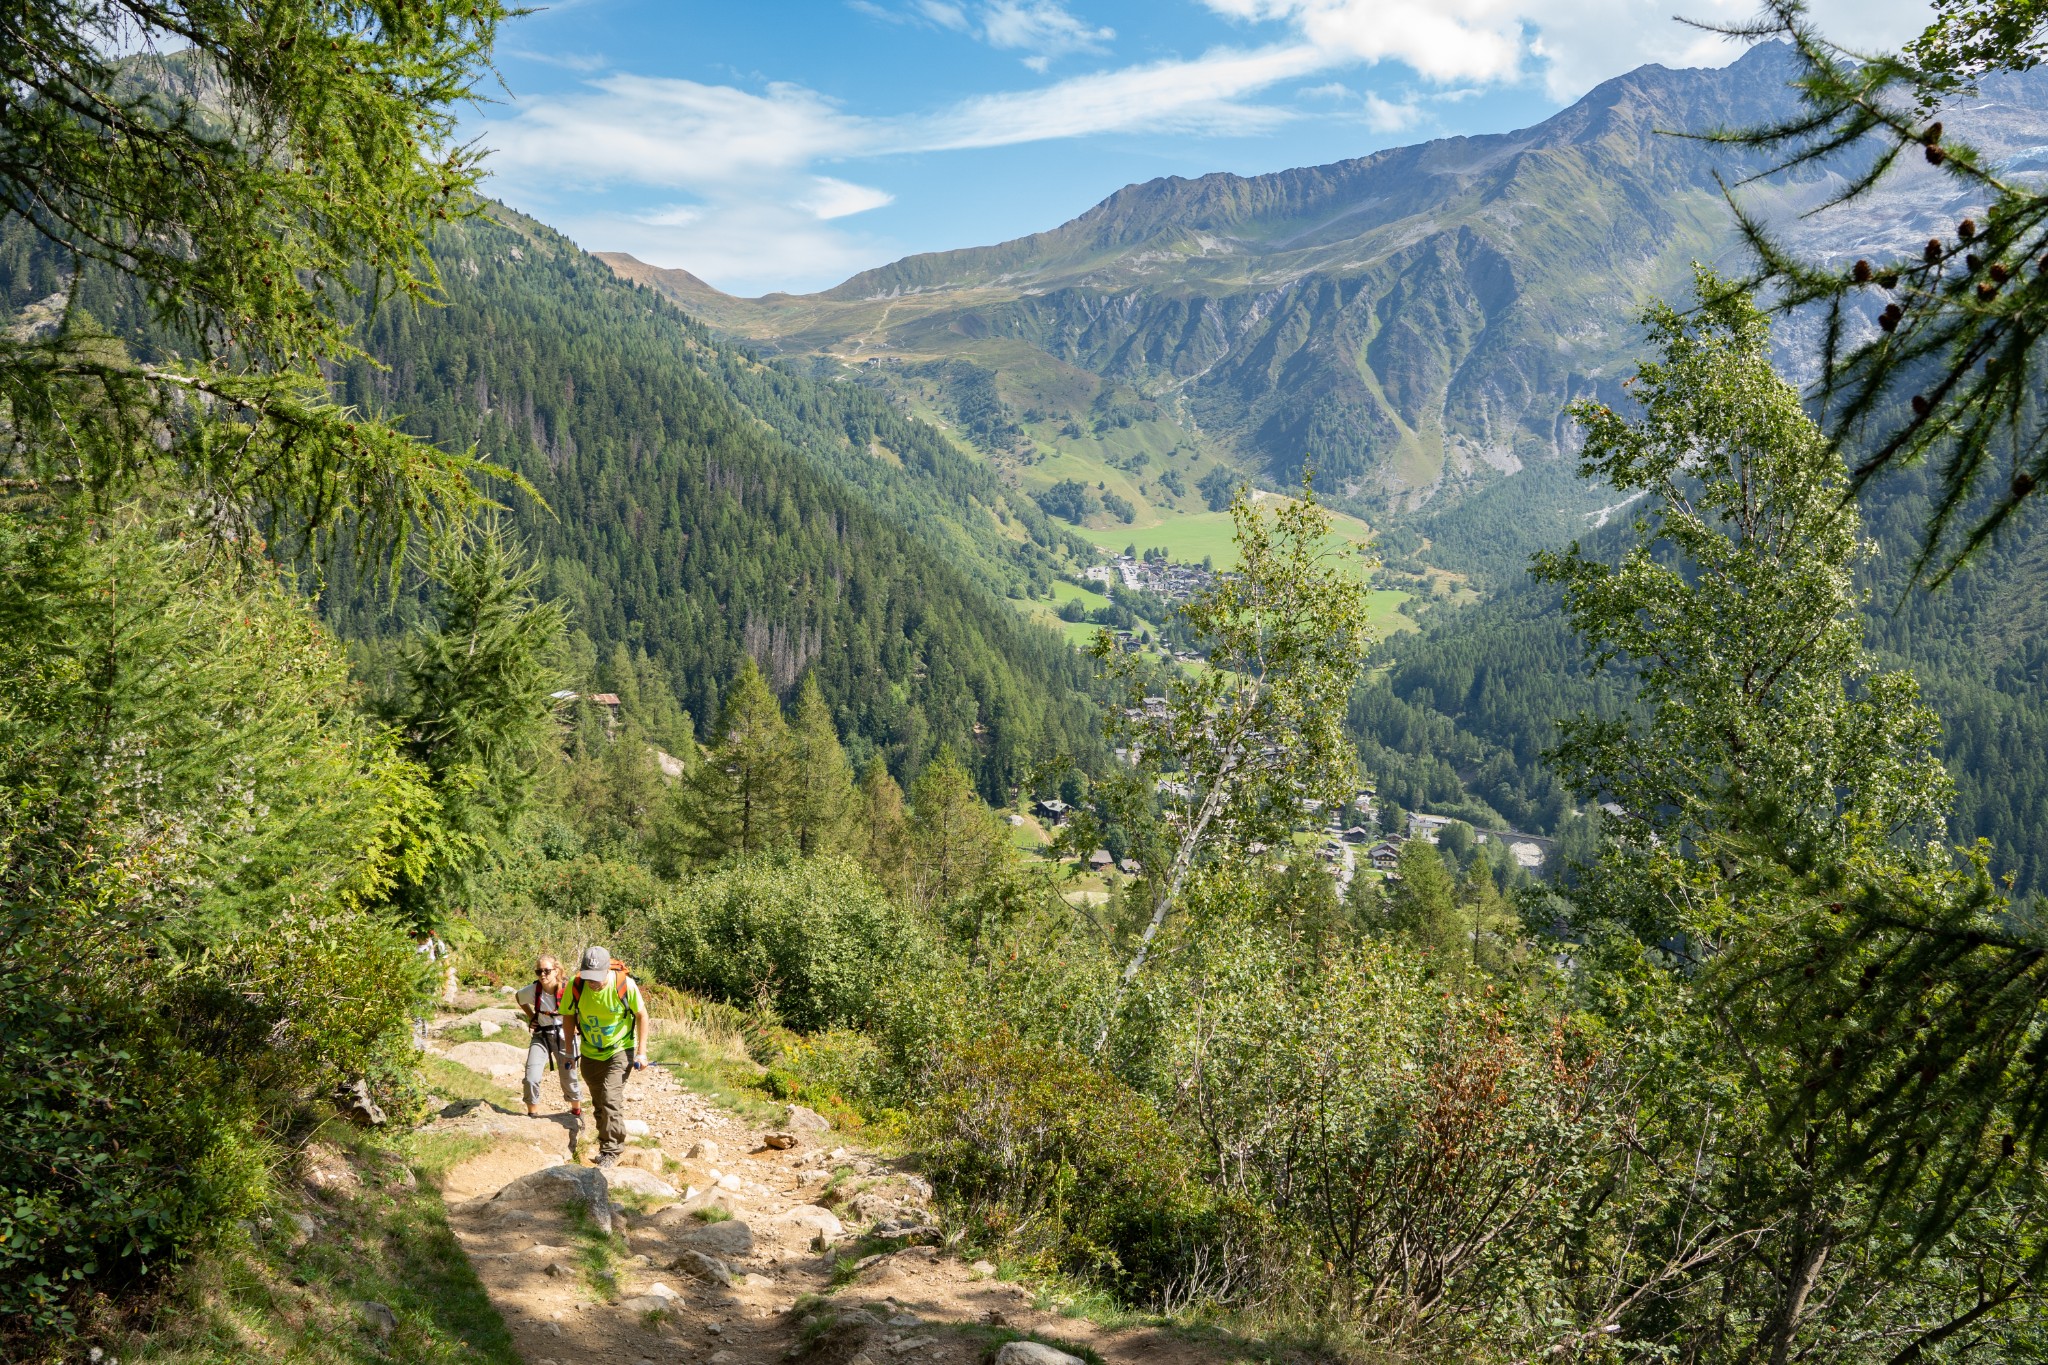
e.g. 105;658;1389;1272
576;945;612;983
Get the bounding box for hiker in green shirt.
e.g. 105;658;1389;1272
564;945;649;1167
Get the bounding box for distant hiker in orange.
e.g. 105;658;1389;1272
563;946;649;1168
515;956;584;1120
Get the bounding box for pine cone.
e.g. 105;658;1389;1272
1852;259;1873;283
1912;394;1931;416
1960;217;1978;241
1924;239;1944;264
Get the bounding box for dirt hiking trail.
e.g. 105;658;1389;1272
421;1005;1215;1365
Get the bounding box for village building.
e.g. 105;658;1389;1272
1408;812;1455;843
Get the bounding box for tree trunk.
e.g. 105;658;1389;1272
1760;1226;1830;1365
1092;772;1232;1055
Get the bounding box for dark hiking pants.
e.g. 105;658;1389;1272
579;1051;631;1159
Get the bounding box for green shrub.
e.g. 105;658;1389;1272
648;855;933;1032
0;517;436;1342
458;847;671;986
767;1028;879;1129
914;1027;1222;1305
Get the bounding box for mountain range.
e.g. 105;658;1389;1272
602;44;2048;528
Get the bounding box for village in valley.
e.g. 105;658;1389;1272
1081;549;1216;601
1027;759;1553;903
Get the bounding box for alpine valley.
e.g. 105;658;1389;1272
592;42;2048;892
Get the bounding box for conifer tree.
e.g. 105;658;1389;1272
381;520;566;929
0;1;511;561
1456;861;1518;977
859;756;912;894
1383;839;1464;969
675;659;793;862
786;674;858;857
1711;0;2048;575
908;745;1009;912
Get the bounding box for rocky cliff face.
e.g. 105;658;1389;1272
607;45;2048;511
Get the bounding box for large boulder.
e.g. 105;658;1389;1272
604;1167;679;1201
441;1040;528;1079
780;1204;844;1243
671;1248;734;1287
648;1206;754;1257
848;1190;899;1223
491;1164;613;1233
785;1104;831;1132
357;1301;397;1340
617;1146;668;1174
615;1281;683;1316
995;1344;1085;1365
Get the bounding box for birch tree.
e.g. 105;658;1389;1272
1089;477;1374;1050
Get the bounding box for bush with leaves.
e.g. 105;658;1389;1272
1152;879;1612;1345
915;1026;1234;1306
648;854;934;1033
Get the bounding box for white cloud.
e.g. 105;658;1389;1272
860;0;1115;67
800;176;897;219
919;43;1327;148
1203;0;1938;101
1204;0;1525;84
593;199;888;294
982;2;1115;59
915;0;972;29
505;47;608;74
635;204;702;228
1363;92;1420;132
486;75;869;192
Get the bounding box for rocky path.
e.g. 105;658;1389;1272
419;1008;1209;1365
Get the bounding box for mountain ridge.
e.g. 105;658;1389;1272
605;44;2048;522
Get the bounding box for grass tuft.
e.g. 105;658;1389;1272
123;1117;520;1364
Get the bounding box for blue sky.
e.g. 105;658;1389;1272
467;0;1933;296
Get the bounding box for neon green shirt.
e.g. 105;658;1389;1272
568;972;645;1061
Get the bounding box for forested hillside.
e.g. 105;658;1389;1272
333;206;1105;795
1354;465;2048;894
8;206;1107;798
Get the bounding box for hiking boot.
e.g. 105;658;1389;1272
596;1153;619;1169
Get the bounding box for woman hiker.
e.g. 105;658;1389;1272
514;956;584;1120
